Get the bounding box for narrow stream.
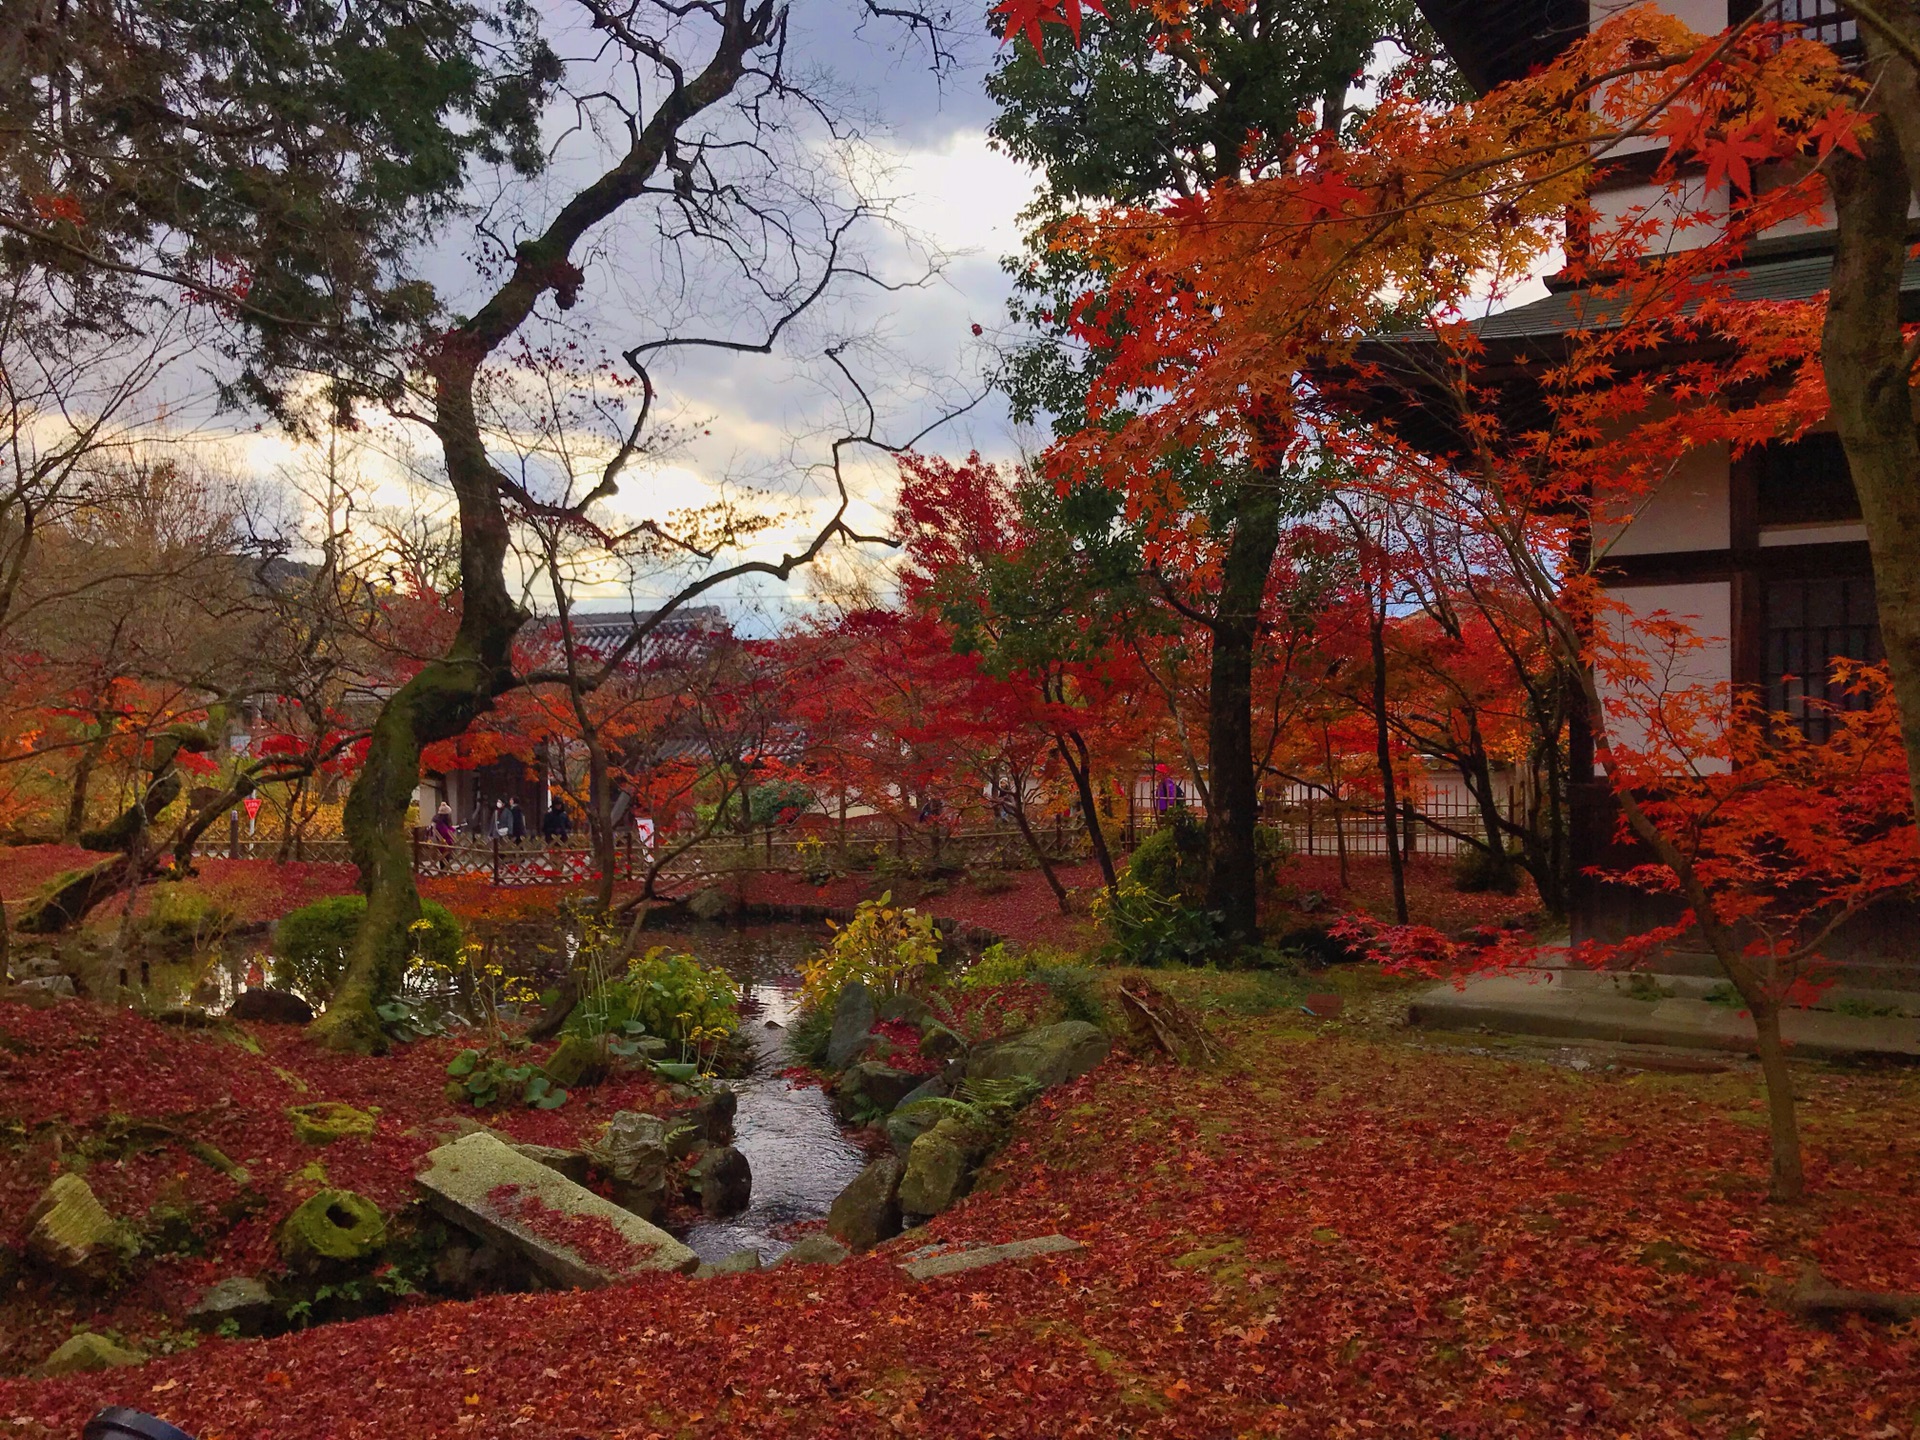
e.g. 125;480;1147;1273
649;924;873;1264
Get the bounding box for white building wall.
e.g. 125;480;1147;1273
1600;441;1731;556
1597;580;1733;772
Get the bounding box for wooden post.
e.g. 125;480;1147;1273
228;807;241;861
491;833;501;886
412;827;422;874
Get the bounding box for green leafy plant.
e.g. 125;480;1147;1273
272;896;463;1005
1092;875;1230;967
800;892;942;1009
445;1048;569;1110
566;946;738;1074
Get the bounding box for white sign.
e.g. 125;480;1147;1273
634;817;655;854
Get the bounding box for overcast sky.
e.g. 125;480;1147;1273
199;1;1043;628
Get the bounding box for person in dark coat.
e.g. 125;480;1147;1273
509;799;527;843
542;799;572;845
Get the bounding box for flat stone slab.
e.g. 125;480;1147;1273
417;1132;696;1288
1411;972;1920;1061
899;1234;1083;1281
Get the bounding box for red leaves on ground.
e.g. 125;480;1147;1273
5;1011;1917;1437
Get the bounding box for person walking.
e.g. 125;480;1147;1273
509;799;527;845
492;798;511;842
541;799;572;846
432;801;456;873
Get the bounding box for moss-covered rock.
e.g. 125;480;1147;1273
898;1116;991;1218
26;1174;132;1281
827;1156;904;1252
543;1032;609;1090
277;1189;386;1268
40;1332;143;1376
288;1101;378;1145
965;1021;1110;1090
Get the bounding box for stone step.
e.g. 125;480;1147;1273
1410;973;1920;1061
416;1132;697;1288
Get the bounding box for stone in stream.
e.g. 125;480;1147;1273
832;1062;923;1121
694;1248;765;1278
418;1131;697;1287
676;1086;738;1145
774;1234;851;1267
25;1173;128;1281
593;1111;673;1219
898;1234;1084;1282
40;1333;143;1376
965;1021;1110;1090
826;980;876;1069
686;1144;752;1216
898;1116;992;1219
509;1142;593;1185
826;1156;904;1252
187;1275;276;1336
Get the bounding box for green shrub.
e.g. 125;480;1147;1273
1452;845;1521;895
1029;965;1107;1026
1253;825;1293;881
799;892;941;1009
146;883;235;944
1093;875;1230;967
271;896;463;1004
567;946;739;1050
1127;810;1208;904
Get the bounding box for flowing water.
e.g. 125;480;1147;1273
648;923;874;1265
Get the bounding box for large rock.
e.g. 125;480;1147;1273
543;1033;609;1089
687;1144;752;1216
826;980;876;1069
966;1021;1110;1090
417;1131;697;1287
693;1247;765;1279
187;1275;277;1336
886;1079;949;1160
593;1111;673;1219
278;1190;386;1270
899;1234;1084;1281
26;1173;127;1281
40;1333;143;1376
509;1142;592;1185
676;1087;738;1146
774;1234;850;1267
832;1062;924;1121
897;1116;991;1218
229;987;313;1024
686;885;736;921
826;1156;904;1252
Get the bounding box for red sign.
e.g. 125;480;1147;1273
243;796;263;820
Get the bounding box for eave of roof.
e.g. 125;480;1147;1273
1326;249;1920;456
1414;0;1586;93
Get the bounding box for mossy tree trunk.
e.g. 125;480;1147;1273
310;0;776;1050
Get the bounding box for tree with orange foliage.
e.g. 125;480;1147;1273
1010;0;1875;1197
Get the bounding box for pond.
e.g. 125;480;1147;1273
645;922;875;1265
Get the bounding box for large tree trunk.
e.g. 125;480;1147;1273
311;366;524;1052
1824;66;1920;827
1202;483;1284;944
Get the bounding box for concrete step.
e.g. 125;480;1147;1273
1410;971;1920;1061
